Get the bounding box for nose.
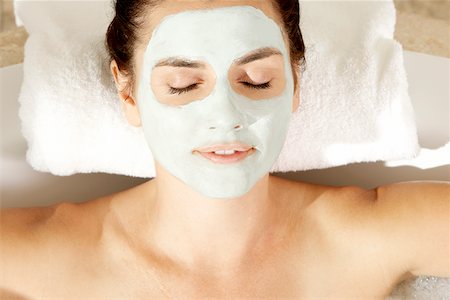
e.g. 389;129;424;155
207;94;244;132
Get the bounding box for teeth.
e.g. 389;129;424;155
214;150;236;155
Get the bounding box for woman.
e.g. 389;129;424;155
1;0;449;298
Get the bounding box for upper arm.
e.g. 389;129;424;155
374;181;450;277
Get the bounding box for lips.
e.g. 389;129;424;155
193;143;256;164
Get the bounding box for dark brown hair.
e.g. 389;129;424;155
105;0;305;89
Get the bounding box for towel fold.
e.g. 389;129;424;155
16;0;419;178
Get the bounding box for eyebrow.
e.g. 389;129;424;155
154;58;205;68
235;47;282;65
153;47;282;68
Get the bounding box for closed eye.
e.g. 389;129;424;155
240;81;272;90
169;83;199;95
169;81;271;95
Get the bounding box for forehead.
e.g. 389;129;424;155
145;0;281;33
140;6;288;73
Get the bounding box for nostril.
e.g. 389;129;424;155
208;124;242;130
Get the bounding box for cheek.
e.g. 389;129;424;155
141;107;198;148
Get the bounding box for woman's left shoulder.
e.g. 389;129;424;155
318;180;450;279
366;181;450;277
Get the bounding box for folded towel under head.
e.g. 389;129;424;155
16;0;419;178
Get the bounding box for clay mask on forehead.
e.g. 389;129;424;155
137;6;294;199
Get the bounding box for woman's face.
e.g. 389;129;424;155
132;2;296;199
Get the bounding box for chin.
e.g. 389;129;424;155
195;185;253;200
188;171;255;200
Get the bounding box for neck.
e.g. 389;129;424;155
142;161;281;272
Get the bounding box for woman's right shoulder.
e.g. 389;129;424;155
1;196;110;239
0;196;114;292
0;181;146;250
1;204;60;251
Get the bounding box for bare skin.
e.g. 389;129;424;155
1;176;449;299
0;177;411;299
1;1;449;299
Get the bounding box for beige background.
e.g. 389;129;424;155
0;0;449;67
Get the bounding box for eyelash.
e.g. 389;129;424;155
168;81;271;95
169;84;198;95
240;81;272;90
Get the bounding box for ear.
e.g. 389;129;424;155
110;60;142;127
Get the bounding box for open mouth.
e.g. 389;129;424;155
193;147;256;164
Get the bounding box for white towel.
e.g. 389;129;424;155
16;0;419;178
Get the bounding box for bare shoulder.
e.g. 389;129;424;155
0;196;113;292
283;179;418;292
325;183;442;285
1;179;152;274
270;176;375;233
1;197;109;245
371;181;450;278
